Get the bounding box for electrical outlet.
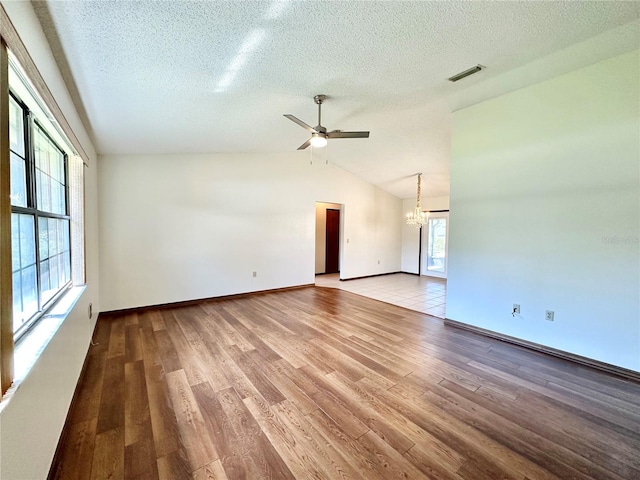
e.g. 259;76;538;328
252;271;257;277
512;304;520;316
377;260;380;264
545;310;554;321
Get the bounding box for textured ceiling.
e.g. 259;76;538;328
32;1;639;199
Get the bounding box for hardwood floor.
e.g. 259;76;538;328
49;287;640;480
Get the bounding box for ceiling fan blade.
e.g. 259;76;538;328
327;131;370;139
284;114;316;133
297;138;311;150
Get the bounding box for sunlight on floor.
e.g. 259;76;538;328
315;273;446;318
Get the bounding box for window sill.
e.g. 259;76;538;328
0;285;86;412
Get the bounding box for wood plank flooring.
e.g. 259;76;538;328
49;287;640;480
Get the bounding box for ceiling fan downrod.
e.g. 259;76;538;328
314;94;326;127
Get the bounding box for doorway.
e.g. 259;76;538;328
421;212;449;278
315;202;342;275
325;209;340;274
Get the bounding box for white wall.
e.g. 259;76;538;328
99;153;402;311
423;195;450;212
0;1;100;478
401;198;420;274
447;50;640;371
401;196;450;274
315;202;342;275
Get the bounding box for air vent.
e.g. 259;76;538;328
448;64;485;82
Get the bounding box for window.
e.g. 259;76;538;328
10;92;71;338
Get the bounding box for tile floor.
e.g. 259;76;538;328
315;273;447;318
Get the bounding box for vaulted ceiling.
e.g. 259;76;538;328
33;1;639;199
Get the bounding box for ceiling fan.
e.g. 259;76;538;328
284;95;370;150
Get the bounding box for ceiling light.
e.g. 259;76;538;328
448;64;485;82
406;173;428;228
310;132;327;148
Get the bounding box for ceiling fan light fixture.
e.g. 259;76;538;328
284;95;369;150
310;132;328;148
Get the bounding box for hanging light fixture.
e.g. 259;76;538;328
406;173;428;228
310;132;328;148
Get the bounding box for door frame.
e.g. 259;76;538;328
314;202;344;277
325;208;340;274
421;211;449;279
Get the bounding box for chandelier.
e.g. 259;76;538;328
406;173;428;228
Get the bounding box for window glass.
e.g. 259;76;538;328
12;271;22;333
46;254;59;302
20;215;36;266
38;216;48;260
35;126;66;215
11;214;20;271
40;260;50;298
21;266;38;320
9;96;24;156
11;213;38;333
37;217;70;306
427;218;447;273
9;94;72;337
48;218;59;255
10;152;27;207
